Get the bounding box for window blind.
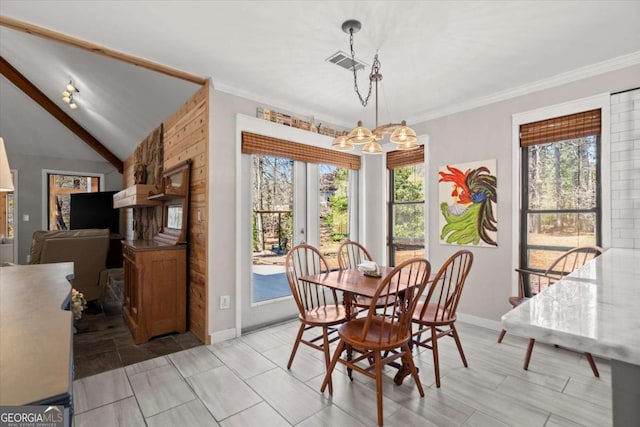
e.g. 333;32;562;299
520;109;601;147
241;131;361;170
386;145;425;169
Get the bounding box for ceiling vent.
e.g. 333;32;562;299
326;51;366;72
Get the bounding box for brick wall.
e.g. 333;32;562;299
610;88;640;248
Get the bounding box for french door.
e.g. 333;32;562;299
241;155;353;331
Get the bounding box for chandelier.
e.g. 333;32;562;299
332;20;418;154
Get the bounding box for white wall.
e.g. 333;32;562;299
6;153;120;264
207;63;640;340
403;64;640;327
610;88;640;248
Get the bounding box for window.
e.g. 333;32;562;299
520;109;601;275
47;173;100;230
387;146;425;266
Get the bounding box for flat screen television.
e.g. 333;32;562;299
70;191;120;235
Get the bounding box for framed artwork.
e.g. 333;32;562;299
438;159;497;247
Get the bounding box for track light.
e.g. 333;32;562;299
61;80;79;109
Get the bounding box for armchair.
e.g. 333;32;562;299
29;229;110;302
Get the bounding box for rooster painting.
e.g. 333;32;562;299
438;160;497;246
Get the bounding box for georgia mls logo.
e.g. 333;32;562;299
0;405;64;427
44;406;63;417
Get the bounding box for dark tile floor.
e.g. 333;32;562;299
73;273;201;379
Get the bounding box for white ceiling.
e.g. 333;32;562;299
1;1;639;165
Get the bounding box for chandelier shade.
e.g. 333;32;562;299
361;140;383;154
347;121;374;145
332;20;418;154
331;134;354;151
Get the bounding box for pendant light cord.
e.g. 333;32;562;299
349;27;381;108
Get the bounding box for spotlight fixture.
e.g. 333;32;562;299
331;20;418;154
61;80;79;110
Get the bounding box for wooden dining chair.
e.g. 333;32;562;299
320;257;431;427
285;244;347;393
411;249;474;388
337;240;392;312
498;245;603;376
337;240;373;270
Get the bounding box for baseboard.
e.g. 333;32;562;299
456;312;503;332
209;328;237;344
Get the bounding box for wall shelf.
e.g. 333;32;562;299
113;184;161;208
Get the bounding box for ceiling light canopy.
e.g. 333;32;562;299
332;20;418;154
61;79;79;110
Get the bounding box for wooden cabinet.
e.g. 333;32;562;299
122;240;187;344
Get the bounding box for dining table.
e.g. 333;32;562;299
299;266;420;385
501;248;640;426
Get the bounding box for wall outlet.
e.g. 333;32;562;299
219;295;230;310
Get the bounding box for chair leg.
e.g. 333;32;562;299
497;329;507;343
287;323;305;369
322;326;333;394
320;340;344;394
431;326;441;388
402;344;424;397
524;338;535;370
450;324;468;368
374;351;383;427
585;352;600;378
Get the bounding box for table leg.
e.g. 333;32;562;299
343;292;354;380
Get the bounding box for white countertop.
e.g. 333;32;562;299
501;248;640;366
0;263;74;405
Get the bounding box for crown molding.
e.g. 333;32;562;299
211;80;353;130
407;51;640;125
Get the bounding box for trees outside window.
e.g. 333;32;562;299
389;163;425;266
522;135;600;271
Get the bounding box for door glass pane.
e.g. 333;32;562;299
318;164;349;270
251;155;293;303
390;164;425;266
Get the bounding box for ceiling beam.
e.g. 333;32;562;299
0;56;124;173
0;16;208;86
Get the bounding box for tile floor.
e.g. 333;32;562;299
72;320;612;426
73;271;202;379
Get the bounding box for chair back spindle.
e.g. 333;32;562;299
360;258;431;346
337;240;373;270
286;244;339;316
417;250;473;324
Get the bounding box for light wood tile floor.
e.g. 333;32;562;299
73;320;612;426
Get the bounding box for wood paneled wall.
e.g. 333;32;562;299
121;84;209;344
163;84;209;343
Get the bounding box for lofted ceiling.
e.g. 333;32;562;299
1;1;639;167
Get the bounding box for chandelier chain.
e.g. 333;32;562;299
349;28;379;107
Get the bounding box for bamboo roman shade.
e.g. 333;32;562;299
242;132;361;170
520;109;601;147
386;145;425;169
